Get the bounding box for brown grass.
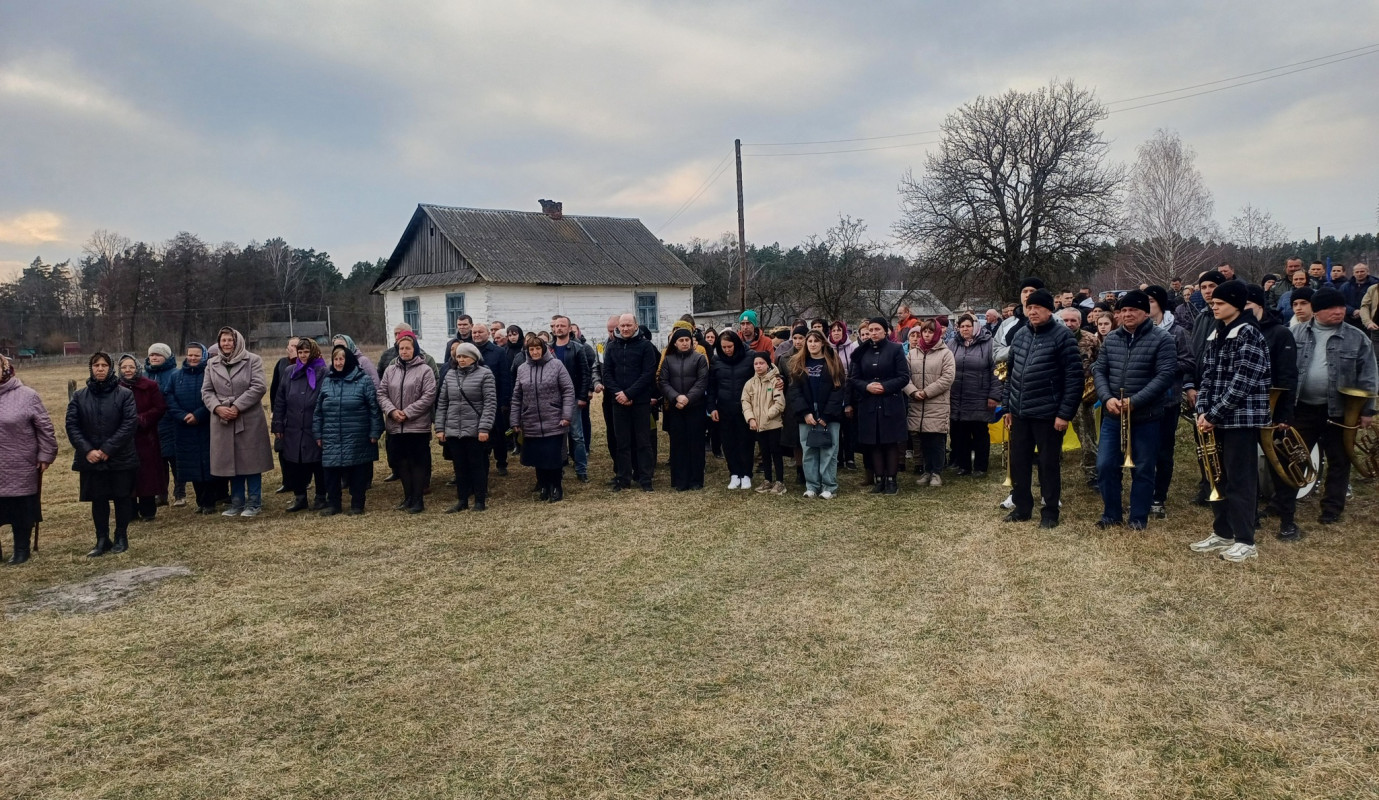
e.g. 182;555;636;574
2;360;1377;799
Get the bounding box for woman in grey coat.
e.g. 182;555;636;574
202;327;274;517
436;342;497;512
511;334;575;503
378;331;438;513
947;315;1001;476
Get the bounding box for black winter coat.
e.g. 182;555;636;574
1006;319;1082;421
272;361;326;463
659;349;709;407
786;363;847;423
707;351;754;417
553;339;593;402
948;330;1001;422
848;338;910;445
66;375;139;472
1092;322;1178;421
1255;310;1297;424
602;333;660;404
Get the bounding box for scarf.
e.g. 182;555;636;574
218;327;247;365
293;357;326;390
328;346;360;380
87;352;120;394
918;324;943;353
117;353;143;387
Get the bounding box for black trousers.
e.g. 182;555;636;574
135;496;157;520
1211;427;1259;545
1010;417;1065;521
1152;410;1179;505
191;479;228;510
535;467;564;494
707;414;722;457
92;498;133;540
602;395;619;465
323;463;373;511
611;402;654;488
282;459;325;498
1289;403;1351;518
757;427;784;482
492;408;510;469
950;420;991;472
916;431;946;474
720;409;754;478
387;433;433;503
665;405;706;489
839;415;858;465
451;436;490;504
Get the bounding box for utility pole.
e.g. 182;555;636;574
1317;226;1322;262
735;138;747;313
326;305;332;336
288;303;294;337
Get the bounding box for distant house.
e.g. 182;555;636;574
248;321;329;350
371;202;704;347
857;288;952;321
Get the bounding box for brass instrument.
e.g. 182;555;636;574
1002;415;1013;487
1357;426;1379;479
1260;388;1317;488
1182;398;1222;501
1119;390;1133;468
993;361;1008;382
1081;374;1097;404
1329;387;1378;479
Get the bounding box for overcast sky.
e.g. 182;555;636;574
2;0;1377;280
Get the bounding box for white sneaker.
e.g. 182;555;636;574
803;490;817;498
999;494;1015;510
172;497;186;507
929;473;942;487
222;506;244;517
740;476;752;490
915;472;931;486
728;476;742;490
905;449;914;459
1189;534;1234;553
1219;542;1258;562
820;490;834;500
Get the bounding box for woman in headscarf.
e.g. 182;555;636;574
510;334;575;502
202;327;274;517
829;320;858;472
378;331;438;513
168;343;224;513
117;353;168;521
701;327;722;459
707;329;756;489
903;321;956;487
67;353;139;556
436;341;497;512
504;324;527;457
849;317;911;494
272;336;328;513
145;343;183;506
947;314;1001;476
314;345;383;515
659;326;709;491
331;333;380;387
0;354;57;564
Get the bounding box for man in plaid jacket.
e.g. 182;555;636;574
1188;280;1272;563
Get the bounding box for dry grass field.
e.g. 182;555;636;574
3;358;1377;799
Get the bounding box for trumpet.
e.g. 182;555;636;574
1002;414;1013;487
1260;387;1316;488
1329;387;1378;479
1182;398;1222;501
1119;389;1133;469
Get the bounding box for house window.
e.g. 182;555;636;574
635;292;659;332
445;293;466;332
402;297;420;333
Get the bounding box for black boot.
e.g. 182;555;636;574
473;498;487;512
871;476;886;494
311;494;328;511
548;485;563;503
446;501;468;513
409;497;425;514
286;494;309;512
538;483;550;501
87;534;113;558
112;531;129;554
8;531;29;565
883;476;899;495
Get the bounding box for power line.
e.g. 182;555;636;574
741;129;941;147
743;140;941;157
655;153;732;233
1106;43;1379;104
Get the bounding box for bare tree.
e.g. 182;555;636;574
1227;204;1290;280
895;79;1124;302
794;216;886;322
1123;129;1219;285
262;237;302;306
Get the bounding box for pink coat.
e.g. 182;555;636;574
378;356;438;435
0;378;58;497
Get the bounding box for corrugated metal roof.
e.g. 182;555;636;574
373;205;703;293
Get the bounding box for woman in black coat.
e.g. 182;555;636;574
272;337;328;512
707;330;756;489
659;327;709;491
66;352;140;556
848;318;911;494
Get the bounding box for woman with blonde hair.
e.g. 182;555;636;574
787;331;846;498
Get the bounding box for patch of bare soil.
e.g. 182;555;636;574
6;566;192;617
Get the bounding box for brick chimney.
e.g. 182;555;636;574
539;199;563;220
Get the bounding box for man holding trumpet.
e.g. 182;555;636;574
1091;290;1177;531
1188;281;1273;563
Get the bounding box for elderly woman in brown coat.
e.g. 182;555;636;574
0;354;57;565
202;327;274;517
904;320;955;487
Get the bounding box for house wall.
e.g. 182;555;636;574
383;284;694;351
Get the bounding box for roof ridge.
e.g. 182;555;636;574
418;203;641;222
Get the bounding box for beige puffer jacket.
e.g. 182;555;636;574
740;365;786;432
904;345;955;433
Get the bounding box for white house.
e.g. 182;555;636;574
372;202;703;347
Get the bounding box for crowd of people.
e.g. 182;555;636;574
0;259;1373;566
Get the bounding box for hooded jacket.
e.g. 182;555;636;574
707;332;755;417
0;372;58;497
66;364;139;473
1196;314;1272;428
313;351;384;467
904;341;955;434
741;364;786;431
510;348;575;438
378;352;438;435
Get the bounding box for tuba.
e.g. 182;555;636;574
1329;387;1378;479
1260;388;1317;488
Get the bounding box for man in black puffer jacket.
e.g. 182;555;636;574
1144;285;1195;518
1004;290;1082;528
1091;290;1178;530
602;313;660;491
1244;284;1302;540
